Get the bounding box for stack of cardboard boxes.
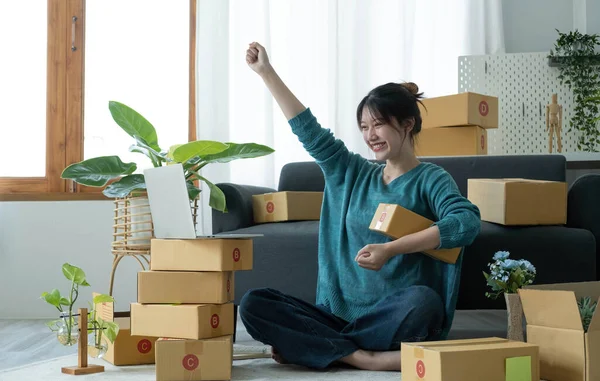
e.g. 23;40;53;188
129;236;253;381
416;92;498;157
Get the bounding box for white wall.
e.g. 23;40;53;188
4;0;600;320
0;201;140;319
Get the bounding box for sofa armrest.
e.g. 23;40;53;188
567;173;600;260
211;183;277;234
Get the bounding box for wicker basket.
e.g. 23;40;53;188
109;191;199;295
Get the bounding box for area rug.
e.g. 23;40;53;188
0;352;401;381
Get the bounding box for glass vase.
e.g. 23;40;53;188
505;292;524;342
56;313;79;346
87;331;108;359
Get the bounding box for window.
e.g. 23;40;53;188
0;0;196;199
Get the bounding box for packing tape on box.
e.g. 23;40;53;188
414;347;424;359
374;204;390;230
181;340;203;379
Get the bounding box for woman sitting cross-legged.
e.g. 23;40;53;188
239;42;481;372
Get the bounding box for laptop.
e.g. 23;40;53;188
143;163;262;240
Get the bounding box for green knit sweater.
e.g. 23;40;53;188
288;108;481;339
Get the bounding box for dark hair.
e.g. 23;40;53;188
356;82;425;145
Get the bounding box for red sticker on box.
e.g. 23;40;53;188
379;212;387;222
233;248;241;262
479;100;489;116
416;360;426;378
183;354;199;371
266;201;275;213
211;314;220;328
137;339;152;354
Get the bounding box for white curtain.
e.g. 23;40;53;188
195;0;505;234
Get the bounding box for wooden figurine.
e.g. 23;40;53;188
61;308;104;375
546;93;563;153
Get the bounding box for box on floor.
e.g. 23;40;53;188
401;337;539;381
137;270;234;304
150;238;253;271
93;293;157;366
252;191;323;223
519;281;600;381
418;92;499;130
467;178;567;225
130;302;234;340
155;335;233;381
369;203;461;263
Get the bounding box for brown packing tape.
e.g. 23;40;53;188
180;340;203;380
414;347;424;359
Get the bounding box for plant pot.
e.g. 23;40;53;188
56;314;79;346
504;292;524;342
88;332;109;359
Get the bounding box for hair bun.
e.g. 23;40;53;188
401;82;419;95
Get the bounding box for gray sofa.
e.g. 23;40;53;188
213;154;600;339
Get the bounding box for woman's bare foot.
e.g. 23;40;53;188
271;347;287;364
339;349;401;371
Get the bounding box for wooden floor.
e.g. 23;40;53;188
0;317;260;371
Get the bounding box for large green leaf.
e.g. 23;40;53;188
202;142;275;163
62;263;90;286
93;294;114;304
104;321;120;343
172;141;229;163
41;289;61;308
102;174;146;198
109;101;160;151
186;181;201;200
61;156;137;187
198;175;227;212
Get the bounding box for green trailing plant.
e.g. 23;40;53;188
548;29;600;152
40;263;117;348
483;251;536;299
61;101;275;212
87;294;119;355
578;296;598;332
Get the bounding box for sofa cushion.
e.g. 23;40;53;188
229;221;320;305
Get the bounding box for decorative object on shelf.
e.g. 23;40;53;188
483;251;536;341
40;264;118;374
61;100;275;212
548;29;600;152
546;93;563;153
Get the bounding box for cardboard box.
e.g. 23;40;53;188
416;125;487;157
93;293;157;366
130;302;234;340
150;238;252;271
419;92;499;129
155;336;232;381
519;281;600;381
137;271;234;304
369;203;461;264
467;178;567;225
401;337;539;381
252;191;323;223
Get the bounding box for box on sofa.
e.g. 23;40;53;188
369;203;461;264
252;191;323;223
519;281;600;381
467;178;567;225
401;337;539;381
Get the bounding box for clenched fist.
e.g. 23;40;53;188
246;41;272;76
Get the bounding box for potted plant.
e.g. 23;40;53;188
579;296;598;332
61;101;275;212
41;263;118;355
548;29;600;152
483;251;536;341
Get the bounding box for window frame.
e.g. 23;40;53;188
0;0;197;201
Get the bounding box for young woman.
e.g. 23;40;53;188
239;42;481;372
